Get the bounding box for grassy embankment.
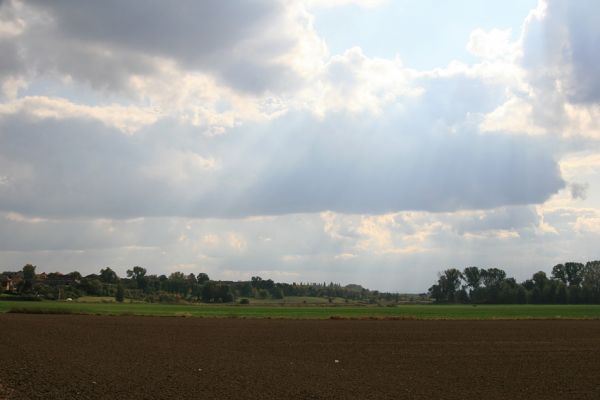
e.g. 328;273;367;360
2;298;600;319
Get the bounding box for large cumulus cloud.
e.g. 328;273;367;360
483;0;600;139
0;103;564;218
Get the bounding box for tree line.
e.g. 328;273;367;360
0;264;416;304
429;261;600;304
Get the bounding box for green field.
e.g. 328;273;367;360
71;296;359;305
2;300;600;319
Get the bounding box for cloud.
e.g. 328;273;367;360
0;96;160;133
569;182;589;200
467;28;517;61
305;0;386;9
0;2;567;221
482;0;600;139
1;203;597;291
451;206;540;235
239;111;563;216
6;0;326;95
521;0;600;105
300;47;421;115
2;0;600;292
0;104;565;219
0;1;26;89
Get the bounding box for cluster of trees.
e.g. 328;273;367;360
429;261;600;304
1;264;410;304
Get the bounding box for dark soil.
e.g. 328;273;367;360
1;315;600;399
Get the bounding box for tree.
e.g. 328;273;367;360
21;264;36;293
551;264;567;284
515;285;527;304
201;282;234;303
553;263;584;287
555;282;568;304
68;271;82;281
531;286;543;304
428;268;463;303
167;272;187;295
23;264;36;281
568;285;582;304
239;282;253;297
269;286;284;299
463;267;482;291
522;279;535;291
115;283;125;303
99;267;118;284
251;276;263;288
196;273;210;284
583;261;600;303
80;278;103;296
481;268;506;288
126;266;148;292
146;274;161;293
497;278;518;304
532;271;549;290
564;262;584;286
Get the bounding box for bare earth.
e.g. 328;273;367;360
1;315;599;399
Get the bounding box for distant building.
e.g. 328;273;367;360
0;272;23;292
35;273;78;287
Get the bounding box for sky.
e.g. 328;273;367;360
0;0;599;292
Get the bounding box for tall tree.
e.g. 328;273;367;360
126;266;148;291
21;264;36;293
168;272;187;295
463;267;482;291
428;268;463;303
532;271;549;290
583;261;600;302
551;264;567;284
481;268;506;288
564;262;584;286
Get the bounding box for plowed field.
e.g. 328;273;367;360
1;315;599;399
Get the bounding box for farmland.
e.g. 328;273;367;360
1;314;600;399
2;299;600;319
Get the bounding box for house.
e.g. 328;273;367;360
0;275;12;291
0;272;22;292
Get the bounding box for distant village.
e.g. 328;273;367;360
0;264;423;304
2;271;78;294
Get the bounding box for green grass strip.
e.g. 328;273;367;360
2;301;600;320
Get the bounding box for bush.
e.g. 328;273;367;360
239;298;250;304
